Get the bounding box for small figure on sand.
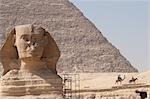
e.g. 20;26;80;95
115;74;125;84
129;76;138;84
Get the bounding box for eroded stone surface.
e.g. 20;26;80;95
1;70;63;97
0;25;63;98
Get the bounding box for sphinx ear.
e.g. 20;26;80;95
0;28;18;75
41;31;60;74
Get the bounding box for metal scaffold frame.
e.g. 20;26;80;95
62;73;80;99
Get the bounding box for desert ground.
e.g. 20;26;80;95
60;70;150;99
0;70;149;99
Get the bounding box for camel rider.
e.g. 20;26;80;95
118;74;122;80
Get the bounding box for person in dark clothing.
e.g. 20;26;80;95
135;90;147;99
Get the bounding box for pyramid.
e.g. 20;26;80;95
0;0;138;73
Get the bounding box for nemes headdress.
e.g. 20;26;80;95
0;24;60;75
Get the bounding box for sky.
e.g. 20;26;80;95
69;0;149;72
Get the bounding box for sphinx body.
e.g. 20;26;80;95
0;24;63;99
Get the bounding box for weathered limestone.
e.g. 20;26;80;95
1;70;63;97
0;24;64;98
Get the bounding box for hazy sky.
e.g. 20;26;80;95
69;0;149;72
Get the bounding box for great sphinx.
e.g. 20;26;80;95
0;24;64;98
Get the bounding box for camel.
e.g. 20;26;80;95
129;77;138;84
115;75;125;84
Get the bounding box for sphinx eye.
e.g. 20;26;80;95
24;38;29;42
21;35;29;42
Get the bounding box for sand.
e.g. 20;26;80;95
60;70;150;90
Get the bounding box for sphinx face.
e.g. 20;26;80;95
14;25;47;59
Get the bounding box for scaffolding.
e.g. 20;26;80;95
63;74;72;99
74;73;80;99
62;73;80;99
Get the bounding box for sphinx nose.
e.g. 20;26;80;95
27;41;31;45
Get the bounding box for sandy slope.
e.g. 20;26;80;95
137;71;150;84
62;70;150;90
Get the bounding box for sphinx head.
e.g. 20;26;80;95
0;24;60;75
14;25;47;59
